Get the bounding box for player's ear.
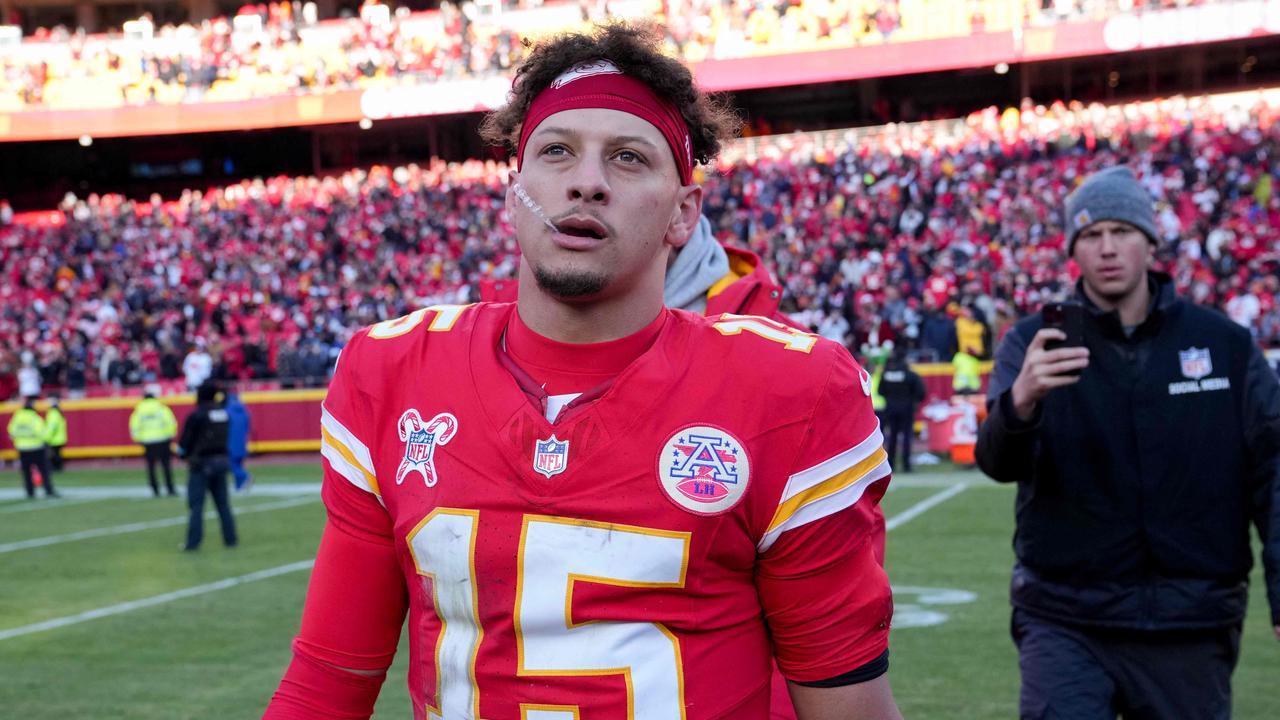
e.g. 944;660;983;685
505;171;520;215
665;184;703;250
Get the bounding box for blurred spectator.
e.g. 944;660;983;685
44;394;67;472
183;340;213;390
225;387;253;492
18;351;42;398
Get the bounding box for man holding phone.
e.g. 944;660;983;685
976;166;1280;719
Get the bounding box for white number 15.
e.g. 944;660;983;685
407;511;691;719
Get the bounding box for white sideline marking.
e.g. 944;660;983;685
0;497;318;554
885;483;966;532
0;560;315;642
0;497;103;514
0;483;321;501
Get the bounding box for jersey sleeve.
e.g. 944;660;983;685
319;330;395;544
264;331;409;719
755;346;893;683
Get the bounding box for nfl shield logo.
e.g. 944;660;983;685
533;435;569;479
1179;347;1212;380
405;429;434;463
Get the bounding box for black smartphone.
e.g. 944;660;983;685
1042;302;1085;351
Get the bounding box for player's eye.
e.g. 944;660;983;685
540;144;569;157
613;149;646;165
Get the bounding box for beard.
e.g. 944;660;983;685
532;265;609;298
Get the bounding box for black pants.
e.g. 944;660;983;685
143;442;175;496
17;448;57;498
883;403;915;472
185;456;237;550
49;445;64;472
1012;609;1240;720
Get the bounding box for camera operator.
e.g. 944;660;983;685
976;166;1280;718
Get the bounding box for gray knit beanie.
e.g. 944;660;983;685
1064;166;1158;255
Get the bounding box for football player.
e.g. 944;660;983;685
265;22;899;720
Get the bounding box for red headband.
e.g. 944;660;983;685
516;61;694;185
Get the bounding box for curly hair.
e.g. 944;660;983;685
478;22;741;168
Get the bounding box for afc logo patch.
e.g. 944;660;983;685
656;425;751;516
533;434;569;479
396;409;458;488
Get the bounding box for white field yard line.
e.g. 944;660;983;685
885;483;967;532
0;483;321;501
0;481;970;643
0;497;104;514
0;496;319;554
0;560;316;642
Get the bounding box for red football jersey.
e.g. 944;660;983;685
318;303;892;719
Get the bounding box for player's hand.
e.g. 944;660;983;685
1009;329;1090;422
1273;624;1279;641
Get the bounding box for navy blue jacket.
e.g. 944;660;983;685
977;273;1280;630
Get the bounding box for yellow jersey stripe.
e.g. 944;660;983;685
756;455;890;554
321;425;381;497
766;446;889;534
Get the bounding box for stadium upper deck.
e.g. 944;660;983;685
1;0;1276;141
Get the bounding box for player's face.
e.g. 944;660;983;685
1072;220;1152;304
508;107;701;302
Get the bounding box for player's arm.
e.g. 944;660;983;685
265;337;408;718
789;675;901;720
263;516;407;719
755;347;899;717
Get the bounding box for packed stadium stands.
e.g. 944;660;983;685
0;0;1230;112
1;85;1276;399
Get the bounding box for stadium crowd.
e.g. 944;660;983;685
0;0;1226;111
0;88;1277;399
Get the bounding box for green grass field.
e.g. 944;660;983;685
1;461;1275;719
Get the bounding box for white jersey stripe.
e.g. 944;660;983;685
320;434;379;497
757;456;891;553
777;422;884;506
321;406;376;479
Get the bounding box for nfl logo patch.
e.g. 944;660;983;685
1179;347;1212;380
533;435;569;479
1073;209;1092;231
656;425;751;516
395;409;458;488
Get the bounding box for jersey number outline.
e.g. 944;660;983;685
712;314;818;353
368;304;470;339
406;511;691;720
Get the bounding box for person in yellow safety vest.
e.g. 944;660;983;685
952;349;983;395
44;395;68;473
871;362;887;415
7;396;59;499
130;389;179;497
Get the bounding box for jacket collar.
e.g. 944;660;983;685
1074;271;1178;339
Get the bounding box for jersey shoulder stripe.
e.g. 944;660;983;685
758;422;889;553
320;406;380;497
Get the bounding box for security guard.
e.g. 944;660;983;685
44;395;68;473
130;388;179;497
6;397;59;498
176;381;237;551
878;349;926;473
